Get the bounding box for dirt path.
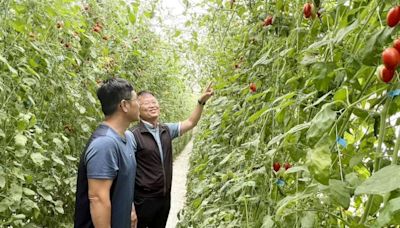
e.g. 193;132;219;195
166;139;193;228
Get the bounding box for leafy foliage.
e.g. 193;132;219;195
179;0;400;227
0;0;193;226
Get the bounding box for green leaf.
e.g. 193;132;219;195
334;87;348;103
23;188;36;196
334;20;359;43
51;154;65;166
267;123;311;149
21;198;39;213
65;155;78;161
14;134;27;148
247;106;274;123
128;12;136;24
53;138;63;148
37;188;53;202
276;192;313;216
10;183;23;202
87;91;97;104
22;77;37;86
355;165;400;195
54;200;64;214
245;91;266;102
303;91;332;111
345;172;362;188
305;38;333;51
15;149;27;158
306;103;337;145
174;30;182;37
300;54;319;66
285;166;308;174
0;55;18;75
75;103;86;114
261;215;274;228
329;179;350;209
374;197;400;227
17;113;31;131
252;48;273;67
227;181;255;195
0;198;12;213
12;214;26;220
306;145;331;185
30;153;48;166
301;211;316;228
0;176;5;189
359;28;392;66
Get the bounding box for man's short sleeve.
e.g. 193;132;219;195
85;137;119;179
165;122;180;139
126;130;137;154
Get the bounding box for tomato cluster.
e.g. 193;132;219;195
379;40;400;83
249;82;256;93
262;15;273;27
93;22;103;33
273;162;292;172
387;6;400;27
303;2;323;20
303;3;314;19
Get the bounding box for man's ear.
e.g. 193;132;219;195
120;100;129;113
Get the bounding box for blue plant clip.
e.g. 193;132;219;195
336;137;347;147
388;89;400;98
276;179;285;187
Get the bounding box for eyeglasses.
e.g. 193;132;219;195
140;101;158;106
120;97;137;108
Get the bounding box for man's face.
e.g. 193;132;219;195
138;94;160;121
126;91;140;121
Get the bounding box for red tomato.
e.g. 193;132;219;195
387;6;400;27
379;66;395;83
303;3;313;19
249;83;256;92
263;16;273;27
393;39;400;53
284;162;292;170
382;47;400;69
273;162;281;172
96;22;103;29
93;26;101;33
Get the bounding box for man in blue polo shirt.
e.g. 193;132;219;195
74;78;140;228
130;83;213;228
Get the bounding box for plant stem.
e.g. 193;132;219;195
392;127;400;165
359;93;392;224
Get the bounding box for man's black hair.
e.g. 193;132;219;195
96;78;134;116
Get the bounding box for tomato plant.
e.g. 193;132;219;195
0;0;193;226
178;0;400;227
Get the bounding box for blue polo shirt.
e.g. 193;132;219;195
74;124;136;228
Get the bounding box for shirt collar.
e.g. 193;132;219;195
141;120;159;129
100;123;127;143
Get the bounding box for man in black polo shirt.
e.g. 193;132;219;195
74;78;140;228
130;83;213;228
